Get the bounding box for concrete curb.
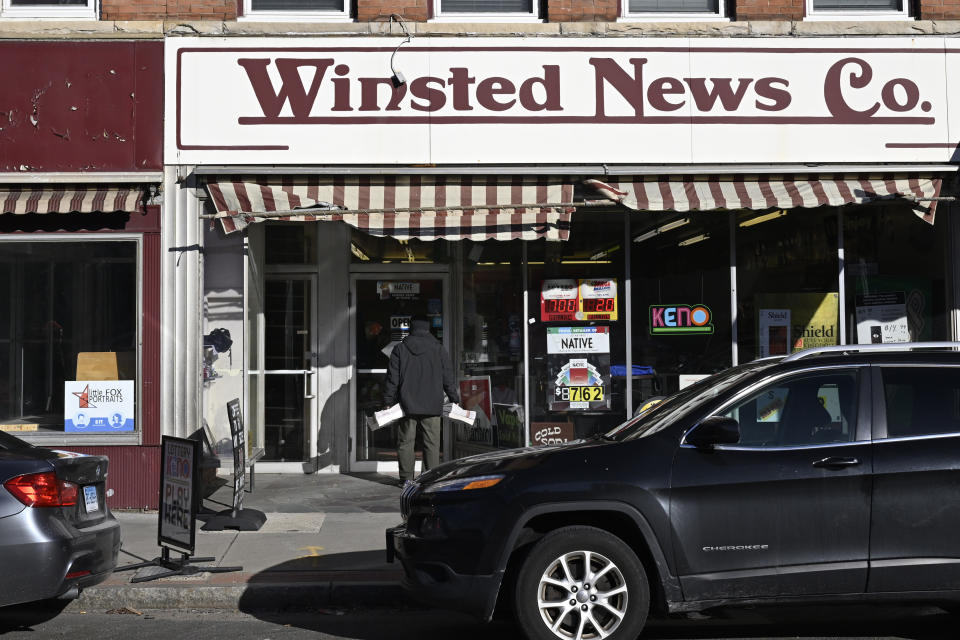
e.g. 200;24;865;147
67;581;408;612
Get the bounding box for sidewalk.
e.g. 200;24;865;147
69;473;408;613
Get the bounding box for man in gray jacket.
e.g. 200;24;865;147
384;315;460;485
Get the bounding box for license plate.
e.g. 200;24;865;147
83;485;99;513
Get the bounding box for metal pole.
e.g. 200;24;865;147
522;242;531;447
729;213;738;366
624;214;633;417
838;209;847;345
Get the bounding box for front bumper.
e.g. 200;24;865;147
387;524;503;621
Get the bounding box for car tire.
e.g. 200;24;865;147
513;525;649;640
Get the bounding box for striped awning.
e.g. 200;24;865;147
0;185;145;214
206;176;576;241
586;174;943;224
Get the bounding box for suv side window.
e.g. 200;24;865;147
721;371;859;447
881;367;960;438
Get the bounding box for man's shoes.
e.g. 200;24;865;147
397;479;416;490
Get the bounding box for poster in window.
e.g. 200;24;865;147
855;292;909;344
459;376;493;425
754;293;839;352
547;327;611;412
758;309;791;357
64;380;135;433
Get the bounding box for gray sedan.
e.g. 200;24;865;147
0;430;121;607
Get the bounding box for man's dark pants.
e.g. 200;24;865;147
398;415;441;482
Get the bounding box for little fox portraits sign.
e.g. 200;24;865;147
168;37;960;166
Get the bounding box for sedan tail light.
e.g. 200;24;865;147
4;471;78;507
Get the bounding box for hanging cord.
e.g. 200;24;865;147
389;14;412;86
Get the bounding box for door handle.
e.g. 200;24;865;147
812;456;860;469
303;370;315;400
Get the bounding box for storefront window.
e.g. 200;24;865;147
527;212;628;441
737;208;840;362
265;224;317;264
0;240;138;435
350;229;452;264
631;211;733;403
455;240;525;457
843;203;948;344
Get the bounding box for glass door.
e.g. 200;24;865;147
261;275;318;470
350;275;448;473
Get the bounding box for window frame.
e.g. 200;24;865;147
239;0;352;22
683;365;870;450
618;0;728;22
873;364;960;441
430;0;543;23
0;234;142;447
0;0;97;20
804;0;910;21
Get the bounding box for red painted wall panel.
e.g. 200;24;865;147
68;445;161;510
0;41;163;173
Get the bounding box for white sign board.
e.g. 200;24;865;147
856;292;910;343
547;326;611;354
168;37;960;166
64;380;135;433
758;309;791;358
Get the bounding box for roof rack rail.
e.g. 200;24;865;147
782;342;960;362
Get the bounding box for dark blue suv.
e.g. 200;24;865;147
387;343;960;640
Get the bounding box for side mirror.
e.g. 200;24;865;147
686;415;740;449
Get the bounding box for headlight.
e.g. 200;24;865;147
422;474;505;494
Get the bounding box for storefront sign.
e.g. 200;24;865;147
159;436;199;554
755;292;839;352
547;326;610;354
541;279;618;322
541;279;579;322
169;37;958;165
549;357;610;411
531;421;575;446
649;305;713;334
378;281;420;300
855;292;909;344
493;404;525;449
64;380;135;433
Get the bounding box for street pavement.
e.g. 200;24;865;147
69;472;407;613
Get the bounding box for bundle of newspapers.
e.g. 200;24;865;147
368;402;476;430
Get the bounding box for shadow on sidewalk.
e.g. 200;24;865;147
0;599;69;632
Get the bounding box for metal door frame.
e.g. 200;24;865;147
255;272;320;473
348;269;451;473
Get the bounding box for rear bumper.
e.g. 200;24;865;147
387;525;503;621
0;509;121;607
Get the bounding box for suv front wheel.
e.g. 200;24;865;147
514;525;650;640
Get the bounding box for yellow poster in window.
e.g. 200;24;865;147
755;292;839;353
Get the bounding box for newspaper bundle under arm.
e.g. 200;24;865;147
370;403;404;431
443;402;476;426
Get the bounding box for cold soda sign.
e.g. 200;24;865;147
650;304;714;335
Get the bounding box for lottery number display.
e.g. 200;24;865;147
540;279;618;322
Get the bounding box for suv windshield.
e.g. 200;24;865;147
605;360;776;441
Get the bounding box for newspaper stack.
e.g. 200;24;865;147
370;403;404;431
443;402;476;426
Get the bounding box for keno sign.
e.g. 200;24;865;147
168;37;960;166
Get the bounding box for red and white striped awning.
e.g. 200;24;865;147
587;174;943;224
0;185;144;214
206;176;576;241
